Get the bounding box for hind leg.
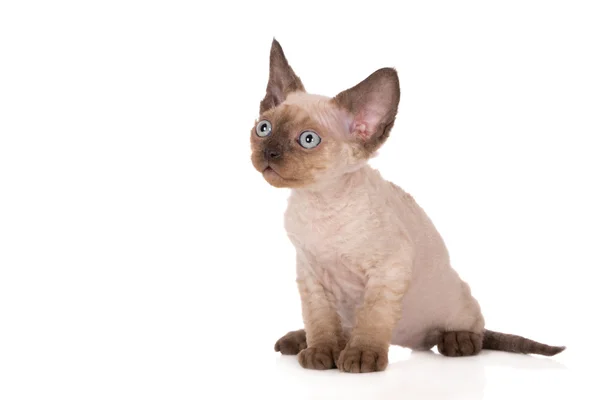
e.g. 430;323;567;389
274;329;307;355
437;331;483;357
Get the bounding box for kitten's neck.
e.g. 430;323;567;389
290;165;378;203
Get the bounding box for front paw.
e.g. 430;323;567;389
298;345;338;370
337;345;388;373
274;329;307;355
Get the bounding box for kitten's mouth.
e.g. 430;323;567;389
262;165;297;182
258;162;305;188
263;165;281;178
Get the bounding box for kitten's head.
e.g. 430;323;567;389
250;39;400;189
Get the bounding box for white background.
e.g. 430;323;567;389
1;1;599;399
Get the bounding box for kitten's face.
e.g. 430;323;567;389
251;40;400;189
250;93;363;188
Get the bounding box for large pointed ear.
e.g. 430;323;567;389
333;68;400;154
259;39;305;114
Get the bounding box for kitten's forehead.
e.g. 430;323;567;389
266;92;350;139
284;92;330;107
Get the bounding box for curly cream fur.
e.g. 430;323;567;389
254;39;563;372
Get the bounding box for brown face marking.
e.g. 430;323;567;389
250;104;333;188
251;40;401;188
274;329;307;355
437;331;483;357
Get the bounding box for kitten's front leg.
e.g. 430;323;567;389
296;260;345;370
339;253;412;373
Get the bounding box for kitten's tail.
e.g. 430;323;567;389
482;329;565;356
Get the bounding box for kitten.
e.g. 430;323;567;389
250;39;565;373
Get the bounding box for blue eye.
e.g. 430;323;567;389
256;120;272;137
298;131;321;149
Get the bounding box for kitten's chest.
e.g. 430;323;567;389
284;198;368;263
284;192;381;325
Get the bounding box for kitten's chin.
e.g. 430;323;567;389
262;167;307;188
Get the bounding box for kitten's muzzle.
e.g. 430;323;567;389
264;147;282;161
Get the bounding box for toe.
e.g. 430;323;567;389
471;333;483;354
274;330;307;355
458;332;475;355
439;331;483;357
298;346;336;370
443;332;459;357
360;351;376;373
338;347;388;373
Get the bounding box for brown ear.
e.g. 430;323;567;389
259;39;305;114
333;68;400;153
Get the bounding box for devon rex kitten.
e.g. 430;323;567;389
250;39;565;373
